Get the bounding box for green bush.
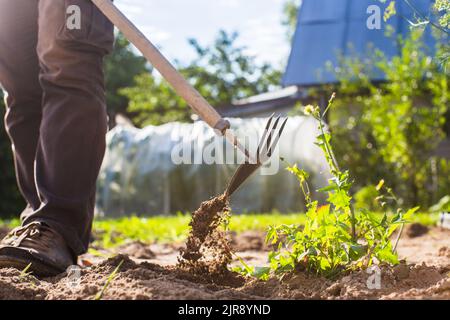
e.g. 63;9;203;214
328;30;450;208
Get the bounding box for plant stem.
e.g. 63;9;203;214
393;223;405;252
19;263;32;278
318;119;340;174
300;179;312;208
316;95;356;241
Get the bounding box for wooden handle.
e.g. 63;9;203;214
91;0;229;133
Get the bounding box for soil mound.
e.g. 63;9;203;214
229;231;270;252
2;256;447;300
406;223;429;238
117;241;156;260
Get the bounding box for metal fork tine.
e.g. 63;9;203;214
259;117;287;162
225;114;288;197
256;114;275;162
263;116;280;159
264;116;279;152
267;118;288;157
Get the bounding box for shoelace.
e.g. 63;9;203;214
8;222;43;247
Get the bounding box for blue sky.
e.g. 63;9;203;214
116;0;291;69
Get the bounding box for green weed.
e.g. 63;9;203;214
244;95;419;279
94;259;124;300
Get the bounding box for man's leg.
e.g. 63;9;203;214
22;0;114;256
0;0;42;212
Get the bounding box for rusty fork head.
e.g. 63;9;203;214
224;114;288;197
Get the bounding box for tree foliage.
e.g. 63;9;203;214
434;0;450;29
104;32;147;124
121;30;282;127
381;0;450;71
282;0;301;41
328;30;450;207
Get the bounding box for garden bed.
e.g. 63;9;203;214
0;225;448;300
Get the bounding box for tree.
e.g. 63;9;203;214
282;0;301;41
121;30;282;127
104;32;148;125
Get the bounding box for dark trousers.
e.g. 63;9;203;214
0;0;114;255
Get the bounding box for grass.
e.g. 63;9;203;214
0;211;441;249
94;259;124;300
92;213;307;248
19;263;32;278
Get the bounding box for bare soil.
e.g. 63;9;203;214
0;224;448;300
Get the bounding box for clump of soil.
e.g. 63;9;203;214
438;246;450;259
178;194;236;282
229;231;270;252
117;241;156;260
406;223;429;238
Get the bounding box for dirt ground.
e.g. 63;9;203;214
0;226;448;300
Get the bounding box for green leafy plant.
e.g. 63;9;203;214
429;195;450;213
354;186;383;212
244;95;418;279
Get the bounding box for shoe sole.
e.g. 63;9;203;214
0;254;64;278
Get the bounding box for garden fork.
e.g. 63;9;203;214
224;115;288;197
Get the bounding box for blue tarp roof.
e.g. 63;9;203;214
282;0;440;87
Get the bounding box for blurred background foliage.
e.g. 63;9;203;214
0;93;25;217
328;1;450;208
104;32;148;128
282;0;301;41
326;30;449;208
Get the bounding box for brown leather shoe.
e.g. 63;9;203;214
0;221;76;277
